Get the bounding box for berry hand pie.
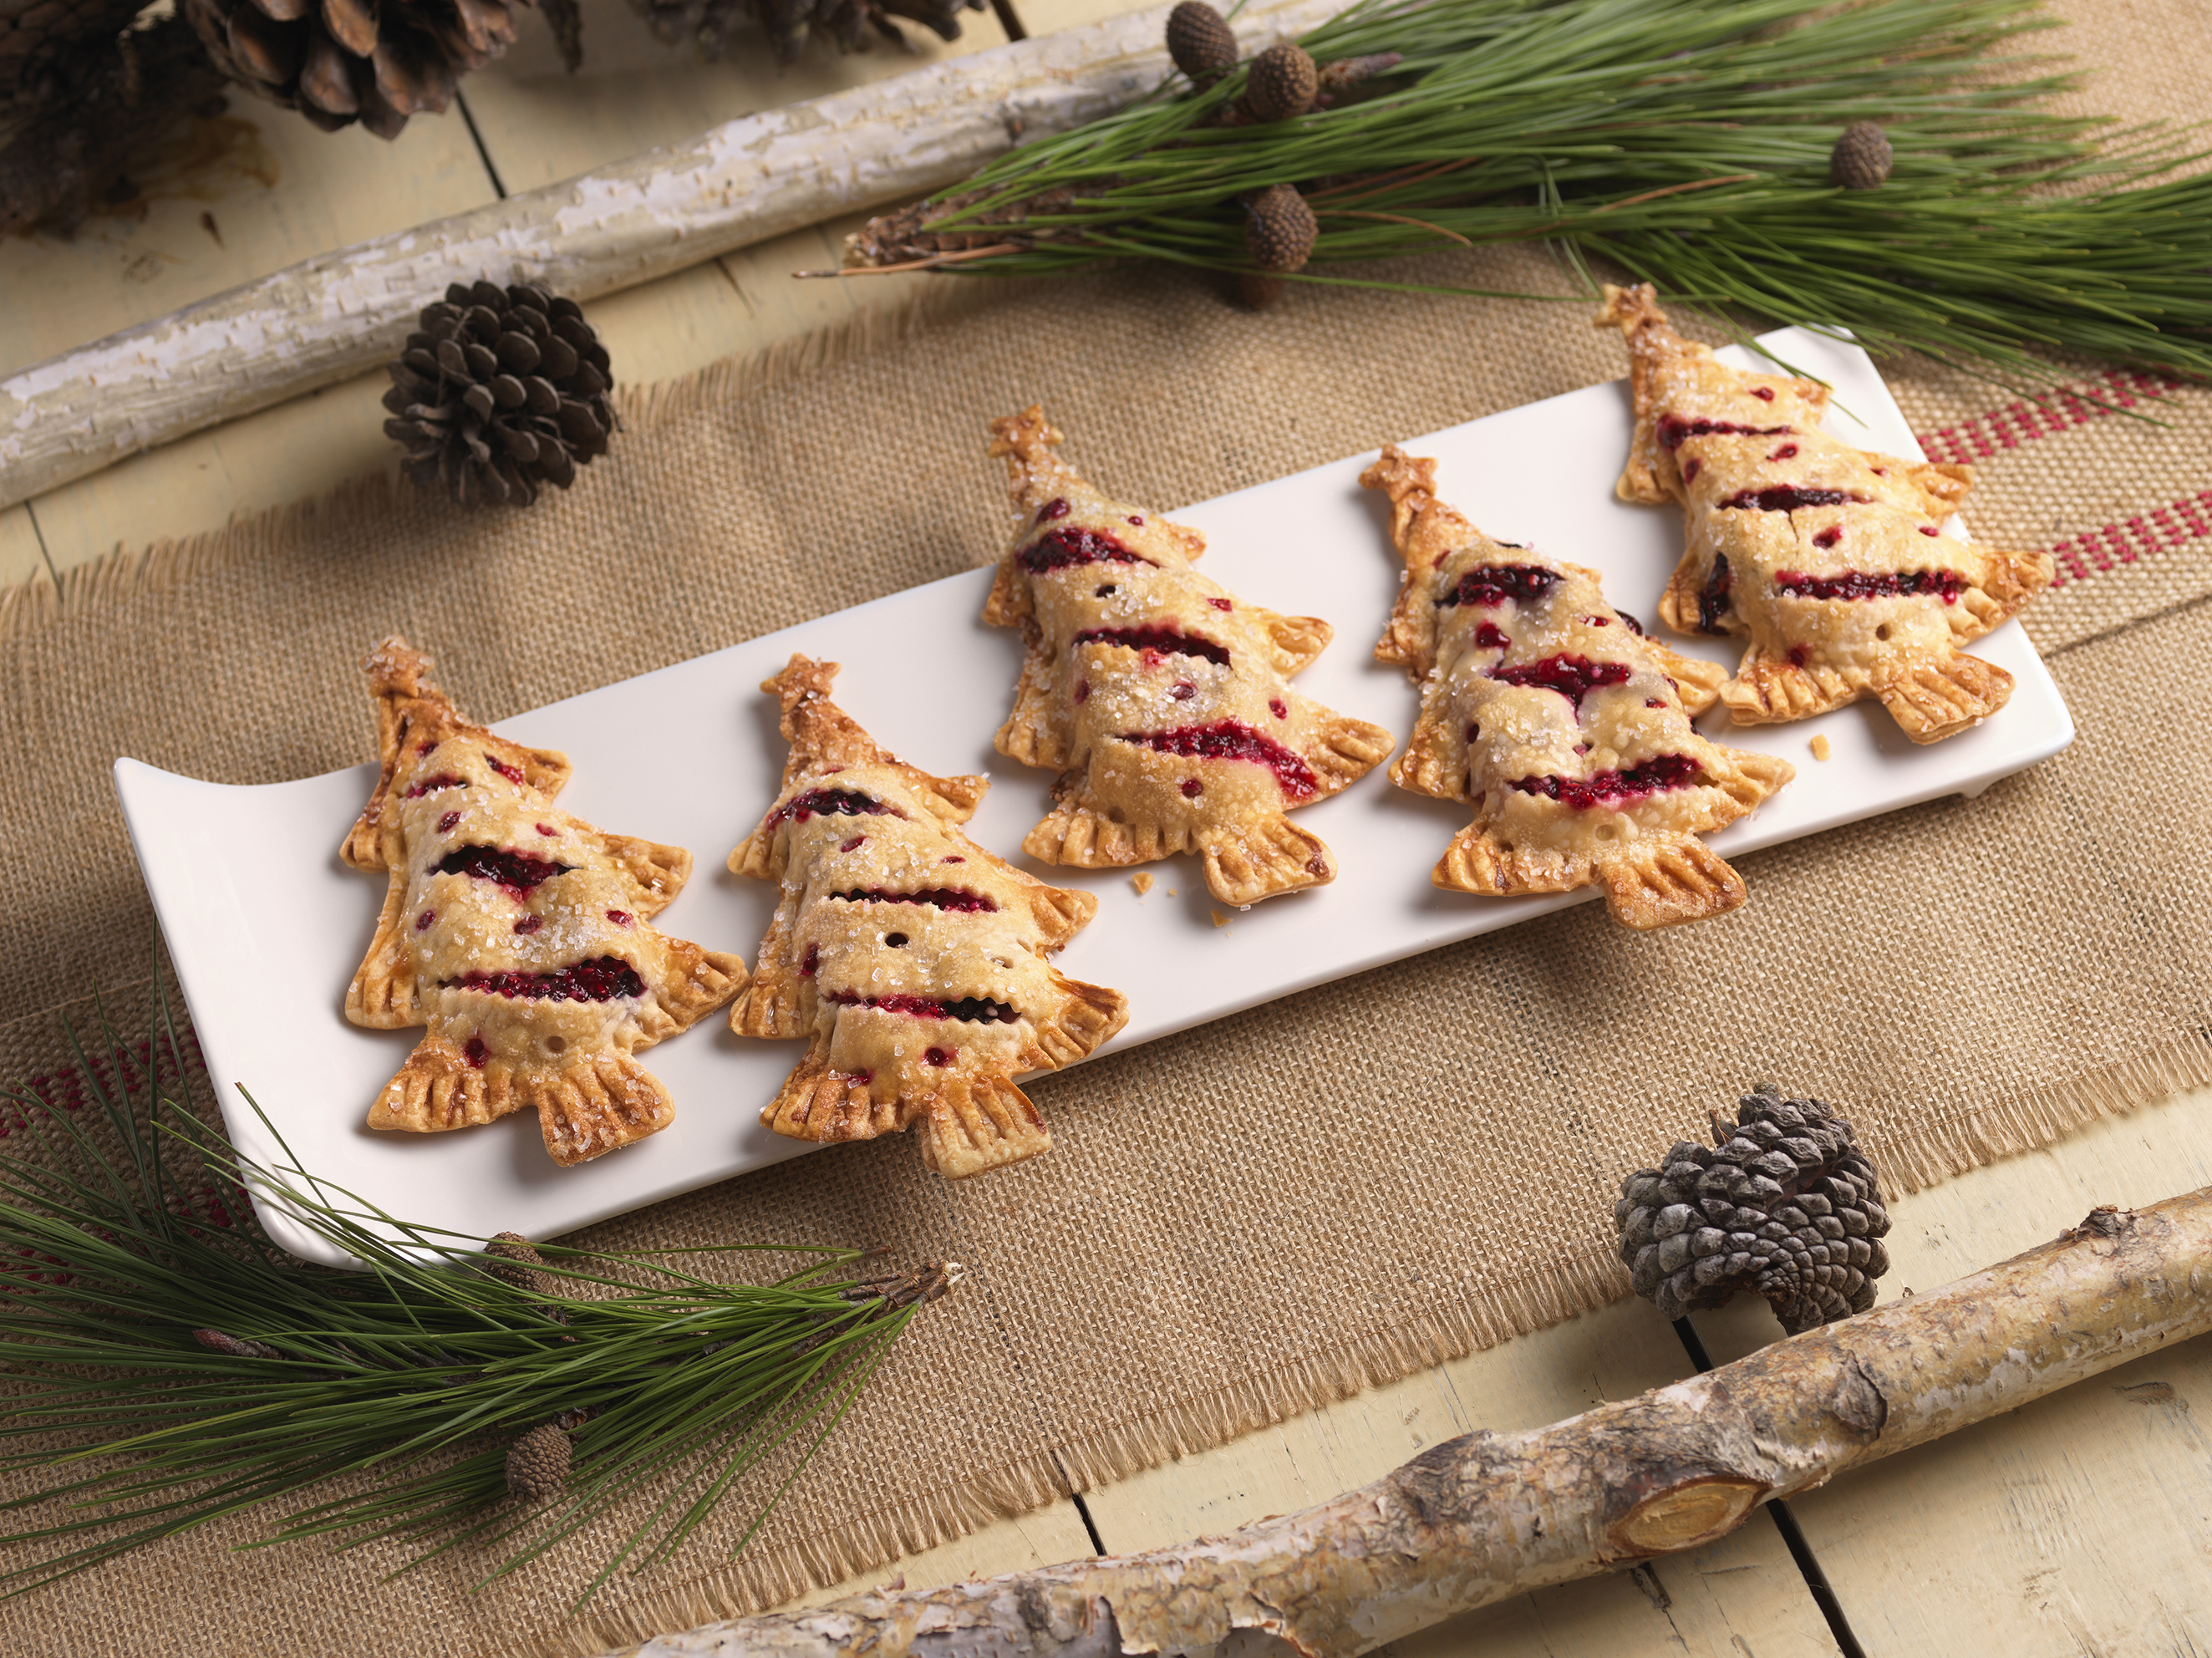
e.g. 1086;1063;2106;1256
342;638;746;1166
1362;446;1793;929
984;406;1395;906
730;656;1129;1179
1598;283;2051;743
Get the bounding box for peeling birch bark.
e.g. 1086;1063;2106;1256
0;0;1339;512
601;1193;2212;1658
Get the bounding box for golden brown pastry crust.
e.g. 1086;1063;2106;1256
1597;284;2052;743
1362;445;1793;929
341;638;745;1166
729;655;1129;1178
984;406;1395;907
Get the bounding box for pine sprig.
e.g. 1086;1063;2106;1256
0;984;946;1609
840;0;2212;384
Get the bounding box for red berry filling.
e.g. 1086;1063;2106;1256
830;887;999;913
767;788;897;829
924;1046;953;1067
1773;568;1968;603
1658;415;1791;450
1508;753;1702;809
1749;386;1777;402
1492;654;1631;709
1789;645;1812;668
1769;443;1798;460
415;909;436;932
1473;623;1510;649
1070;625;1230;667
1717;486;1864;513
1036;497;1071;523
1683;458;1701;484
801;943;820;977
1697;554;1734;633
1813;526;1843;549
437;811;462;833
1919;525;1940;537
606;909;633;926
1171;682;1195;700
1645;697;1667;709
1019;526;1148;575
448;956;643;1002
404;775;465;798
1074;679;1091;704
536;823;557;837
825;991;1019;1025
515;916;542;935
1438;565;1559;608
1208;597;1233;611
1618;611;1645;636
1116;722;1318;801
464;1035;488;1069
841;835;867;852
1269;699;1288;720
486;756;523;784
434;844;572;899
1181;778;1203;797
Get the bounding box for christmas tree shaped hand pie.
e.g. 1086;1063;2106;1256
1598;283;2052;742
1362;446;1793;929
984;406;1396;906
730;657;1129;1178
342;639;746;1166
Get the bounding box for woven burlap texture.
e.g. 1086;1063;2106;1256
3;8;2210;1654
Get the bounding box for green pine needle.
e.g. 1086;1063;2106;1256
0;979;941;1611
856;0;2212;386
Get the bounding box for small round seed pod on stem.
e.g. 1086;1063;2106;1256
1245;183;1317;273
505;1420;572;1501
1243;42;1317;122
1165;1;1237;84
1615;1083;1892;1335
1830;120;1893;191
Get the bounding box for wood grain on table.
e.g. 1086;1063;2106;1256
7;3;2209;1650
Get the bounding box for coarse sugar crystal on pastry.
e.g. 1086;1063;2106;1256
1597;282;2052;744
982;404;1396;907
340;638;746;1166
729;655;1129;1179
1361;445;1793;929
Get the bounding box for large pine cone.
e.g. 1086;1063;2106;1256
630;0;984;67
1615;1084;1892;1335
177;0;534;139
1;13;229;236
383;281;614;509
2;0;149;109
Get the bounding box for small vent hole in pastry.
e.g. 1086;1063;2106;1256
1876;623;1892;641
545;1035;567;1054
885;933;909;948
1108;806;1127;824
1596;821;1620;842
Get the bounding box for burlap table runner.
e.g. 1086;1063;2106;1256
3;6;2209;1650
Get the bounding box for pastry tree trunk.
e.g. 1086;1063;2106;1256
602;1191;2212;1657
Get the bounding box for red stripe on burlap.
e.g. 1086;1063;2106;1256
1916;369;2180;466
2047;487;2212;589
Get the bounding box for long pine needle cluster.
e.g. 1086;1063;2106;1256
849;0;2212;384
0;989;939;1608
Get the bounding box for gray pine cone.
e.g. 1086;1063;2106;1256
1615;1084;1891;1335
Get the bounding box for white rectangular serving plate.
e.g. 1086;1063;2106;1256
117;328;2072;1266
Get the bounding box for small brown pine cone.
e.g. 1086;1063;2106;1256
1165;1;1236;83
1615;1084;1893;1336
1243;42;1315;122
383;281;614;510
1830;120;1892;191
506;1421;572;1501
484;1231;549;1294
1245;184;1316;274
193;1327;284;1360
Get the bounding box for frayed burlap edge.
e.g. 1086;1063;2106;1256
526;1024;2212;1658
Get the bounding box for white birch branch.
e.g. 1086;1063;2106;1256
0;0;1340;512
598;1192;2212;1658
